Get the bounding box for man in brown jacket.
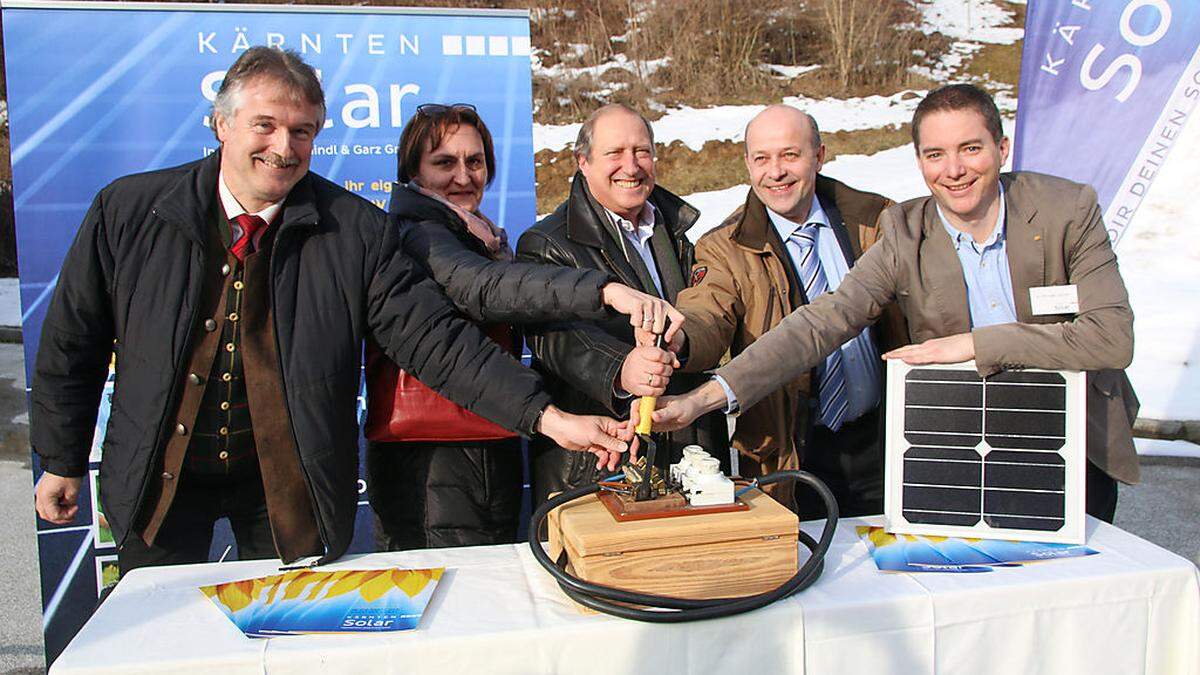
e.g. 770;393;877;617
671;105;902;518
650;84;1138;522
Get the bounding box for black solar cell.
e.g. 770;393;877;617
898;366;1073;535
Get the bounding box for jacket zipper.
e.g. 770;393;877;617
268;223;332;564
123;208;204;551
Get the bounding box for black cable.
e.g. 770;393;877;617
528;470;839;623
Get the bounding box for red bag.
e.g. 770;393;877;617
364;323;519;442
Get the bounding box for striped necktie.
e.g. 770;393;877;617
231;213;266;261
791;224;849;431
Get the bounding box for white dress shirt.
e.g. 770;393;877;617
602;201;664;297
218;172;283;251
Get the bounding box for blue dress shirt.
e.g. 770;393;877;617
935;187;1017;328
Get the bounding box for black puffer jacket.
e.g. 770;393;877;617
30;152;551;563
366;184;616;549
516;174;729;505
391;184;614;325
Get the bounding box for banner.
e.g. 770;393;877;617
1;1;535;662
1013;0;1200;245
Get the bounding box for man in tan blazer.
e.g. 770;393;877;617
671;106;904;518
649;84;1138;521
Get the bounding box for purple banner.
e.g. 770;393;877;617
1014;0;1200;244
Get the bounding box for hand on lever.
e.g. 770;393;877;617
618;346;679;397
628;379;727;433
600;283;684;347
537;405;631;471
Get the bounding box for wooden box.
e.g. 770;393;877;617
546;489;799;600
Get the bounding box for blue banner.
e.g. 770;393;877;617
1014;1;1200;244
1;2;534;662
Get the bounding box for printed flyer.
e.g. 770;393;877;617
857;527;1098;573
201;568;444;637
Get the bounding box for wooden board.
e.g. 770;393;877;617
564;530;797;600
546;489;799;602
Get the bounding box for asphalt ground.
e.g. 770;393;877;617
0;341;1197;674
0;343;44;675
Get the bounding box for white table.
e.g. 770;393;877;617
51;517;1200;674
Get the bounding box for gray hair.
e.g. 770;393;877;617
574;103;656;161
211;47;326;141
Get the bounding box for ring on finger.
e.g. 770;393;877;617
646;373;654;385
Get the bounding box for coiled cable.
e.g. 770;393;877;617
528;470;839;623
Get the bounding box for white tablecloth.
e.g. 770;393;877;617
51;517;1200;675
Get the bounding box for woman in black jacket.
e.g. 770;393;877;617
367;104;680;551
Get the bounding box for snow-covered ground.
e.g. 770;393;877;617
918;0;1024;44
534;91;921;153
912;0;1023;86
532;0;1027;155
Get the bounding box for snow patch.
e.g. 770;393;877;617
762;64;821;79
534;90;924;154
917;0;1024;45
534;52;671;82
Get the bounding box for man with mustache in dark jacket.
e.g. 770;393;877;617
31;47;630;574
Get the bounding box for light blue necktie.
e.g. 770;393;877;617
791;224;849;431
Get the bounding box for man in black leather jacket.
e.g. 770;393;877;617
517;104;729;505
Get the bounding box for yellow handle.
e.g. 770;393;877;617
636;396;656;435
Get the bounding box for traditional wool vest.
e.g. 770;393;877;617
139;204;322;562
184;253;257;479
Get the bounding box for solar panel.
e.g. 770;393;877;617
883;360;1087;545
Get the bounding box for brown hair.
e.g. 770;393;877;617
212;47;325;141
911;83;1004;148
396;105;496;187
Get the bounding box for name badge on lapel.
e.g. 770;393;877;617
1030;285;1079;315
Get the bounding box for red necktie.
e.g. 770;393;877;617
230;213;267;261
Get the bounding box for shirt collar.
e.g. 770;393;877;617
767;194;830;241
603;201;658;244
218;172;284;224
937;183;1006;251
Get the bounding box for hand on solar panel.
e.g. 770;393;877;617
883;333;975;365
